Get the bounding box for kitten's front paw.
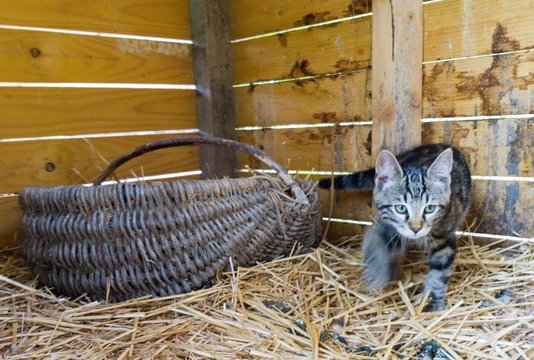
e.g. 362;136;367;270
423;301;446;312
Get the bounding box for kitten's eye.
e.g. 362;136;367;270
424;205;436;213
394;205;407;214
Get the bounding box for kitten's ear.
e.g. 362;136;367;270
427;148;453;186
375;150;403;188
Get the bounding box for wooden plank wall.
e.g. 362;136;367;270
231;0;534;240
0;0;199;248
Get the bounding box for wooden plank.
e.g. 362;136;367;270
0;88;196;139
230;0;372;40
371;0;422;156
424;0;534;61
0;0;191;39
236;48;534;127
190;0;236;178
235;71;371;127
0;197;21;249
236;126;373;172
232;15;371;84
232;0;534;84
236;118;532;176
0;136;199;194
0;31;192;84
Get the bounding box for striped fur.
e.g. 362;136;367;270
320;144;471;311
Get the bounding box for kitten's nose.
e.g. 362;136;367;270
409;223;423;234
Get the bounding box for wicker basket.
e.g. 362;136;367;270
18;137;322;302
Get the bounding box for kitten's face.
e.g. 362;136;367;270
373;149;453;240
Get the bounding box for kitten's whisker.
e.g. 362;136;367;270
384;233;399;249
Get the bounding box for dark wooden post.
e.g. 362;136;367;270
189;0;236;178
371;0;422;157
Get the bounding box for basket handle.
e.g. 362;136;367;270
93;136;309;203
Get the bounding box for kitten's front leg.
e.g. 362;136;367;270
362;226;403;290
423;235;456;311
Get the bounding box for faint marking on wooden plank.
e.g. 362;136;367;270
0;136;199;194
0;0;191;39
371;0;422;156
0;89;196;139
232;0;534;84
0;31;192;83
231;0;372;39
190;0;236;178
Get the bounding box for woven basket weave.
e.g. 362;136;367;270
19;137;322;302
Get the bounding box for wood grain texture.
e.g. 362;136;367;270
0;198;21;249
232;15;371;84
231;0;372;39
235;71;371;127
371;0;422;156
0;0;191;39
0;30;192;84
236;48;534;126
0;89;196;139
237;125;373;172
232;0;534;84
190;0;237;178
0;135;199;194
236;118;532;177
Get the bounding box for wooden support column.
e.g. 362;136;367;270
371;0;423;157
190;0;236;178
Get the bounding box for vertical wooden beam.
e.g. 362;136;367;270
371;0;422;157
189;0;236;178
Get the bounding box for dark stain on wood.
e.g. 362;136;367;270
288;59;316;86
389;0;395;61
293;12;336;27
313;112;338;123
363;130;372;156
455;23;534;115
289;59;315;77
335;59;370;72
503;183;523;234
345;0;372;16
276;33;287;47
423;62;457;117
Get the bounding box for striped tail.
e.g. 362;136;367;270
318;168;376;190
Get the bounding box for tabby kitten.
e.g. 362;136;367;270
319;144;471;311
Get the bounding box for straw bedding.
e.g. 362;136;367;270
0;236;532;359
